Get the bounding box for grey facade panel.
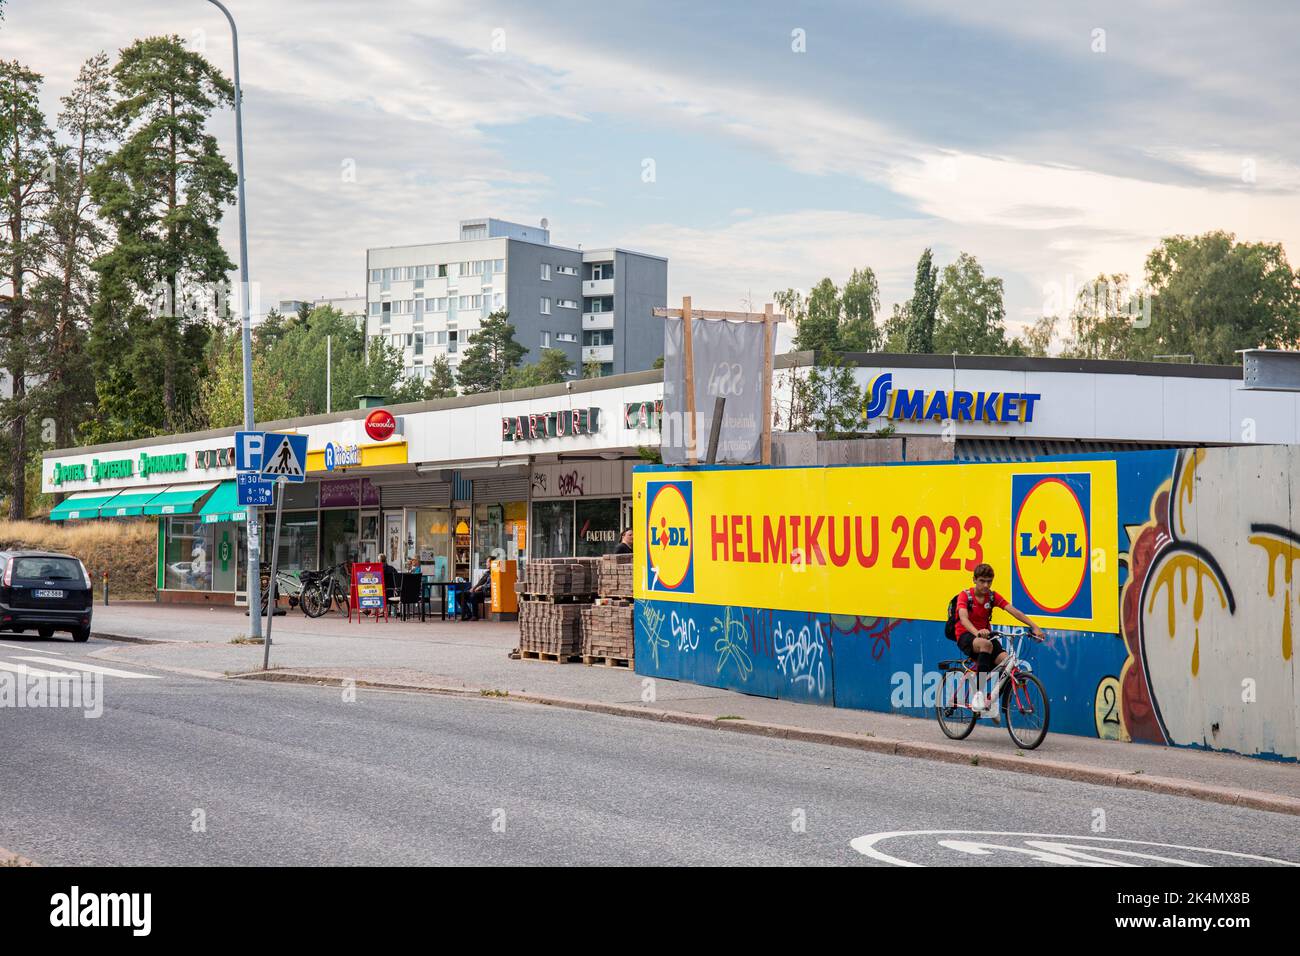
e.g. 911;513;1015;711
504;239;583;370
613;251;668;374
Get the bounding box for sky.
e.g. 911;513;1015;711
6;0;1299;350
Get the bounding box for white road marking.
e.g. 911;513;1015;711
0;642;64;654
12;657;160;680
849;830;1300;867
0;660;72;679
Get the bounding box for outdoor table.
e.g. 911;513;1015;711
423;580;468;621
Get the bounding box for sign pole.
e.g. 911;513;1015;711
682;295;697;465
762;302;774;465
262;476;285;670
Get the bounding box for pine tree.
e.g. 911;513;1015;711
455;310;526;393
89;36;236;439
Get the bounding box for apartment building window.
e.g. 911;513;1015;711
380;302;391;324
541;331;551;348
447;331;458;354
457;295;481;310
557;298;578;310
369;302;381;316
432;331;447;345
556;265;578;276
586;296;614;313
369;269;382;282
590;262;614;280
493;292;505;309
540;263;551;281
555;332;578;344
391;334;403;348
540;297;551;315
583;329;614;346
413;333;424;356
414;279;424;291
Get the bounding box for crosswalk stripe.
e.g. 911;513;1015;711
0;660;72;678
0;642;64;654
12;657;160;680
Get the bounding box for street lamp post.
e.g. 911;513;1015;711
208;0;261;638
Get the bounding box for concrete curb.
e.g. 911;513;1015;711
91;631;173;645
230;669;1300;818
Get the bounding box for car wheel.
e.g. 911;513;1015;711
71;626;91;643
37;626;54;639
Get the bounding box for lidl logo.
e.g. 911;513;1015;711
646;480;694;593
1010;473;1092;617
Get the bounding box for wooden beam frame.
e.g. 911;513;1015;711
654;307;786;323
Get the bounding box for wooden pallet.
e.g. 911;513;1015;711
582;654;633;669
518;649;583;664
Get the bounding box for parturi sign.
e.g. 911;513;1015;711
502;407;600;442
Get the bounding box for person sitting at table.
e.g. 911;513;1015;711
463;568;492;621
380;554;400;603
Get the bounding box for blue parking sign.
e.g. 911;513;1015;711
235;430;266;472
237;472;276;507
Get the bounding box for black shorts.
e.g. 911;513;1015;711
957;633;1004;661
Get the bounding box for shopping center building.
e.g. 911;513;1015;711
40;352;1300;605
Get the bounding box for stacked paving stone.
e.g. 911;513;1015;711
596;553;633;599
516;558;599;659
580;603;634;663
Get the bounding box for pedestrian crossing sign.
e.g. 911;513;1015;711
260;433;308;482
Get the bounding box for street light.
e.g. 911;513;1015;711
208;0;261;638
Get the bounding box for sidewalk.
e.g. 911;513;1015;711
88;602;1300;813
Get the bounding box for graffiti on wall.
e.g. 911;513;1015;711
1116;447;1297;758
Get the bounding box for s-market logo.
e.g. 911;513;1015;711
646;480;694;593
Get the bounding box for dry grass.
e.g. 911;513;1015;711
0;519;157;600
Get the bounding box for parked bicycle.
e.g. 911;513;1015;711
299;563;351;618
935;627;1051;749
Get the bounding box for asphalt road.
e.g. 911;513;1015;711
0;637;1297;866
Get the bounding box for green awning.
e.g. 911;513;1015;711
142;483;218;516
98;488;168;518
49;490;123;521
198;481;246;524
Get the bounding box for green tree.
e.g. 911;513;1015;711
651;354;664;370
582;361;602;379
933;252;1012;355
0;59;53;518
260;306;419;416
839;266;881;351
505;348;573;388
200;322;292;427
456;310;527;393
88;36;236;439
903;248;939;353
881;301;911;352
421;355;457;399
792;277;841;351
1014;315;1057;357
1059;274;1143;360
773;288;807;340
1136;231;1299;364
29;53;116;460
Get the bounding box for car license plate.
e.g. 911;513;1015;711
33;589;65;599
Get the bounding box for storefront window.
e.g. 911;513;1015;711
264;511;319;572
164;517;215;591
575;498;622;557
320;510;359;568
414;508;452;580
531;501;573;559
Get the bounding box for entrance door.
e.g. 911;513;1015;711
385;512;404;566
234;522;249;605
359;510;380;562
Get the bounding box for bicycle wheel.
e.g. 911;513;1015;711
300;583;328;618
936;668;978;740
1003;672;1050;750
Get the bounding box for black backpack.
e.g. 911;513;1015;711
944;589;970;641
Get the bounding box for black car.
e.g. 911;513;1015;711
0;551;93;642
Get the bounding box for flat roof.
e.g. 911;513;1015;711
44;351;1248;459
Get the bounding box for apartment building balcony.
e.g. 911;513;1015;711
582;311;614;331
582;344;614;364
582;278;614;297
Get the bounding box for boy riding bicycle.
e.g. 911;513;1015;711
954;562;1044;710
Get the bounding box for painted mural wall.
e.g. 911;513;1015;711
633;448;1299;761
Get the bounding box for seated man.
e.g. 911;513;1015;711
463;568;492;621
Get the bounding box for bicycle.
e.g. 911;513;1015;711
300;563;351;618
935;627;1051;750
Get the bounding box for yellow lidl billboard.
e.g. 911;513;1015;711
633;460;1118;633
